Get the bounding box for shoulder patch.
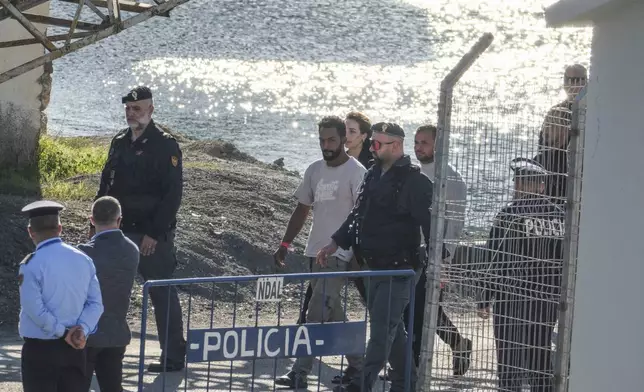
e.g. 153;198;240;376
171;156;179;167
20;253;34;266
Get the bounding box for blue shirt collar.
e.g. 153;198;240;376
92;228;122;241
36;237;62;250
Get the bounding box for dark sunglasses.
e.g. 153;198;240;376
370;140;395;151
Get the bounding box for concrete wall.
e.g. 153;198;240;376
0;2;51;167
545;0;632;27
569;1;644;391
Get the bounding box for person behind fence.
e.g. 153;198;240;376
94;86;186;372
407;124;472;375
18;200;104;392
477;158;565;392
273;115;367;389
295;111;373;326
535;64;587;202
77;196;139;392
318;122;435;392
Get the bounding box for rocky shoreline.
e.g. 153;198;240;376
0;135;342;332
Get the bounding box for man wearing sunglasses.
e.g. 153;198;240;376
318;122;436;392
536;64;587;202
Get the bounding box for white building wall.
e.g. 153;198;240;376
570;1;644;391
0;3;51;166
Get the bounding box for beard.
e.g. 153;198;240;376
127;115;150;131
322;146;343;162
416;154;434;164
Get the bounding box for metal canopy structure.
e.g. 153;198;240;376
0;0;191;84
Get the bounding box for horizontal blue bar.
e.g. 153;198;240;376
186;322;367;362
143;269;415;288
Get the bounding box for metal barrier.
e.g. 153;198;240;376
136;269;417;391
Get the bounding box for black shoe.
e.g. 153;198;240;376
332;366;360;384
453;337;472;376
378;366;392;381
275;371;308;389
147;360;185;373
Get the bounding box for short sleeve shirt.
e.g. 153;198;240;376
294;157;366;260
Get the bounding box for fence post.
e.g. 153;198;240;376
417;32;494;392
137;282;151;392
553;85;587;392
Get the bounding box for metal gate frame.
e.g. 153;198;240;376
553;84;587;392
417;32;494;391
417;32;587;392
136;269;418;392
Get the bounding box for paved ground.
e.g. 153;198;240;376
0;331;395;392
0;308;506;391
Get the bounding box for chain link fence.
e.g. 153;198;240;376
418;33;586;392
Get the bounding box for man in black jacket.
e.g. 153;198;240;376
535;64;587;202
95;86;186;372
478;158;565;392
318;122;433;392
78;196;139;392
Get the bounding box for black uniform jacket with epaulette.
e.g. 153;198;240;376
96;120;183;240
480;195;566;308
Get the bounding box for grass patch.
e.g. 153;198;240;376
0;135;108;201
42;181;97;201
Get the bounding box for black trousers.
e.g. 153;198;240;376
125;231;186;364
21;337;87;392
297;258;368;324
83;346;127;392
403;266;463;366
493;297;558;392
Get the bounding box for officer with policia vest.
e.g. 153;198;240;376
478;158;565;392
94;86;186;372
318;122;441;392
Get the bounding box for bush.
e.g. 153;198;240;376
0;136;108;200
37;136;107;182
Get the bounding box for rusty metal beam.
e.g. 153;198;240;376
22;13;105;30
82;0;109;22
0;32;93;48
0;0;48;23
58;0;168;16
0;0;56;51
66;1;85;45
0;0;191;84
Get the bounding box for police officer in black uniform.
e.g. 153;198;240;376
478;158;565;392
95;86;186;372
318;122;436;392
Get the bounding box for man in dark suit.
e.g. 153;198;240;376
78;196;139;392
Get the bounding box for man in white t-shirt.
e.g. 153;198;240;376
274;116;366;389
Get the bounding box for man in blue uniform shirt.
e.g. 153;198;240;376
18;200;104;392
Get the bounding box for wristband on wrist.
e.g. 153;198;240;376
280;241;290;248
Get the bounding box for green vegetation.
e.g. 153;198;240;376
0;136;108;201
